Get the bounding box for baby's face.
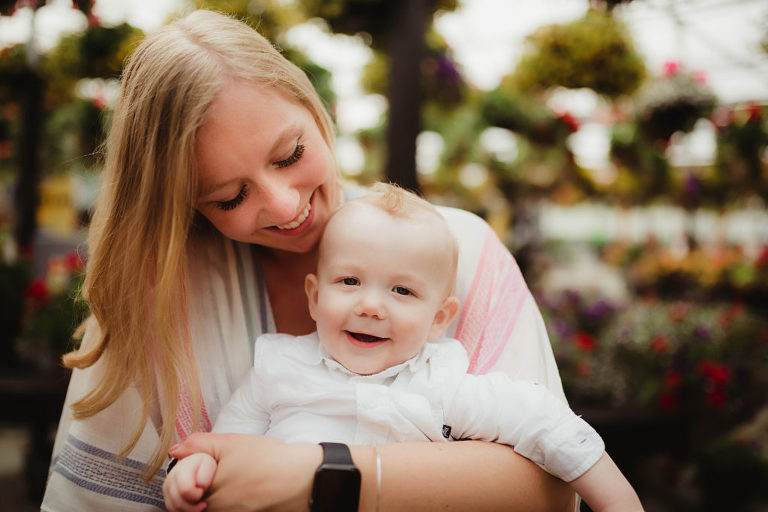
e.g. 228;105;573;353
306;204;457;375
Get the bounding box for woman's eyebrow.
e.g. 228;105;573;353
197;124;302;199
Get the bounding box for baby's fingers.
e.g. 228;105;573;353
196;454;218;489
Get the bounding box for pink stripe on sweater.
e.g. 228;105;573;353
455;228;528;374
175;386;212;441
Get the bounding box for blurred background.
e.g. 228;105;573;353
1;0;767;510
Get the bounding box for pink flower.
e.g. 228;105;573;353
692;71;708;85
662;61;680;77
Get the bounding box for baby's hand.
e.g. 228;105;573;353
163;452;218;512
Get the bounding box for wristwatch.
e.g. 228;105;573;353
309;442;361;512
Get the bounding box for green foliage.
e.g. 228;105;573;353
281;47;337;113
43;23;144;103
714;104;768;202
299;0;458;49
193;0;303;42
16;251;89;360
0;44;27;104
512;10;646;98
0;259;32;350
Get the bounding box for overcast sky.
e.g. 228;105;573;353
2;0;767;105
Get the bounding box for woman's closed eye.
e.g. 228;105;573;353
273;142;305;168
216;185;248;211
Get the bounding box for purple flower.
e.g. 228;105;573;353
693;325;710;339
585;299;614;318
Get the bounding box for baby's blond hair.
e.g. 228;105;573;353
325;183;459;295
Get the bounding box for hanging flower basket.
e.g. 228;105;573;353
511;10;646;99
635;62;717;142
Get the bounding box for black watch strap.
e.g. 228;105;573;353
310;442;361;512
319;442;353;465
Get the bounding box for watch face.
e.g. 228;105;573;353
311;465;361;512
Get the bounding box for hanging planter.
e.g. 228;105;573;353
635;61;717;143
511;9;646;99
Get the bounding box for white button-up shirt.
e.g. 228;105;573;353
214;332;604;482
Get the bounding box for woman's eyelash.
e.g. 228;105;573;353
216;185;248;211
274;143;305;168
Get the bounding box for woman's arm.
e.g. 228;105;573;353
171;434;574;512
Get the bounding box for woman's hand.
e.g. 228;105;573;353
170;433;322;512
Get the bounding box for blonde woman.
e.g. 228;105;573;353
43;10;574;512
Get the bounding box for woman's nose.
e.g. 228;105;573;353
258;178;301;226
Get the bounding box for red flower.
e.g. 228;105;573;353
657;391;678;411
747;102;763;123
698;361;731;385
64;250;85;272
87;13;101;27
575;361;592;377
706;389;727;408
755;245;768;269
91;96;106;110
651;335;669;354
719;302;744;328
0;140;11;159
668;302;690;322
663;369;682;390
557;112;580;133
24;278;49;305
573;332;597;353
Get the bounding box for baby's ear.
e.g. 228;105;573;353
304;273;320;321
428;296;460;339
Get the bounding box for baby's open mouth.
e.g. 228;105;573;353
347;331;388;343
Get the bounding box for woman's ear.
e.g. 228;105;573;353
429;296;460;339
305;273;319;321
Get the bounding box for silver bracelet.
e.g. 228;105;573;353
375;447;382;512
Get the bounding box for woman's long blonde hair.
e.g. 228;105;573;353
63;9;335;477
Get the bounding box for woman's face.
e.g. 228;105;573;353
195;81;338;254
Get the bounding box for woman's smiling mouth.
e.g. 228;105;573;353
275;201;311;230
266;193;316;235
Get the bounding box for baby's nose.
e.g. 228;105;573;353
354;292;385;319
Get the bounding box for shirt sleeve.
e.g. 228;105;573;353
444;373;605;482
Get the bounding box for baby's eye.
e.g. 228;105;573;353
393;286;412;296
342;277;359;286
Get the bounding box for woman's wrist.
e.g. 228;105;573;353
351;441;574;512
349;445;378;512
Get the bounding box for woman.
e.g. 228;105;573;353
42;10;574;511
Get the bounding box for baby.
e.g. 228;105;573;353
164;183;642;512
